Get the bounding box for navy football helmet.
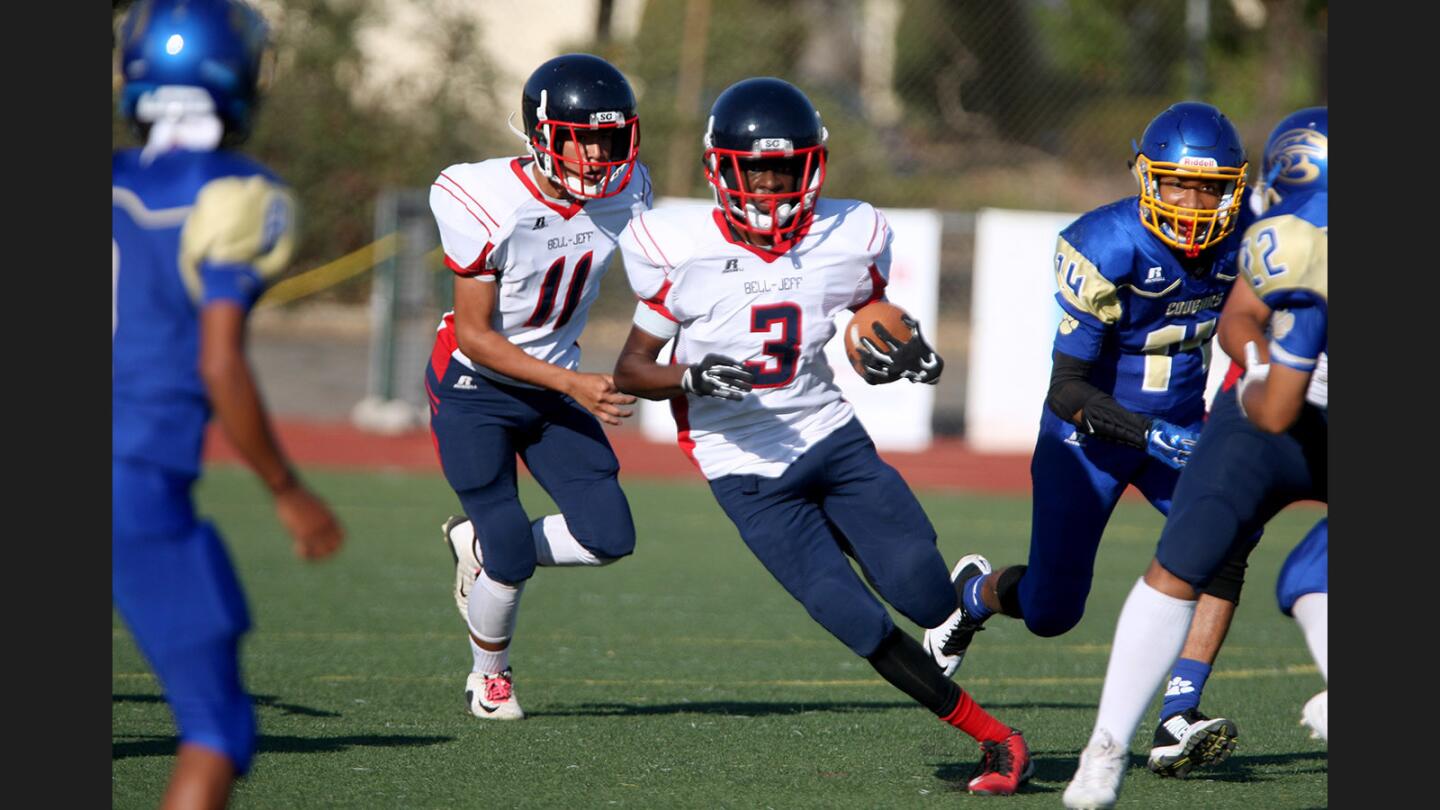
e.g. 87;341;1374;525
511;54;640;200
703;78;828;243
1133;101;1248;257
1256;106;1327;213
116;0;271;139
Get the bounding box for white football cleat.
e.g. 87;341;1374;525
1063;730;1129;809
922;554;992;678
443;515;482;622
465;668;525;720
1301;689;1327;742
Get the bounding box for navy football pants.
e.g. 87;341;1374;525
427;361;636;585
1156;387;1327;589
1277;518;1328;616
1019;408;1196;637
709;418;955;658
112;459;257;773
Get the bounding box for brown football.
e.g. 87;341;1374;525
844;300;912;381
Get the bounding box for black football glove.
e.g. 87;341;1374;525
681;353;755;401
856;315;944;385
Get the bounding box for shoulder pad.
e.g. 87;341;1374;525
179;174;297;300
1239;210;1327;307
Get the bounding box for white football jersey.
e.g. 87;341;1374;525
620;199;893;479
430;156;653;387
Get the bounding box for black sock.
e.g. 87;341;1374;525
996;565;1028;618
865;627;960;716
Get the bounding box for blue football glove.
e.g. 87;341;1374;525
1145;419;1199;470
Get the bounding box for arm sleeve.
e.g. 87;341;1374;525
180;174;298;310
1046;349;1152;449
632;300;680;340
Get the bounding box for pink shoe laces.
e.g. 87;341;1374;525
484;673;513;703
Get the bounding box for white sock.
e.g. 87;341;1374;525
1291;592;1328;683
466;571;524;674
1090;578;1197;748
533;514;603;566
469;636;510;676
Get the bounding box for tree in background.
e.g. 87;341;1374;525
593;0;1324;214
115;0;1326;282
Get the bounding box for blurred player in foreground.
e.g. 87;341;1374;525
612;77;1031;795
113;2;344;807
427;54;651;720
925;101;1258;777
1063;107;1328;809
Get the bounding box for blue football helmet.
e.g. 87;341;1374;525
1257;107;1327;213
116;0;271;139
1132;101;1248;257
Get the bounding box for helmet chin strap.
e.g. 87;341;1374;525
560;171;604;198
141;114;224;164
137;86;224;164
508;111;557;186
742;201;793;231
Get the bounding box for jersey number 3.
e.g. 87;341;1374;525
744;303;801;388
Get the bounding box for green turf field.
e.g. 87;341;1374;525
113;467;1327;808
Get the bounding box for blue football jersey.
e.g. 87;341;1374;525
112;147;298;476
1239;191;1327;373
1050;195;1253;425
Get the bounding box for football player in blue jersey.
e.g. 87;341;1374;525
113;2;344;807
922;100;1256;764
1231;108;1329;747
1062;107;1327;809
1276;517;1327;743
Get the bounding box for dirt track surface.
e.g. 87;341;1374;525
204;418;1036;494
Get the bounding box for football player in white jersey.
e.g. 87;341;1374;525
611;77;1032;796
426;54;652;720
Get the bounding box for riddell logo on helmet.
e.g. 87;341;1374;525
1179;156;1219;168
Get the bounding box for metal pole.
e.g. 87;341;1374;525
369;189;399;402
665;0;711;198
1186;0;1210;99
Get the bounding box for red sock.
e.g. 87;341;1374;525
941;689;1011;743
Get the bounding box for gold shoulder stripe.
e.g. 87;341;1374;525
1120;278;1182;299
1054;236;1121;324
